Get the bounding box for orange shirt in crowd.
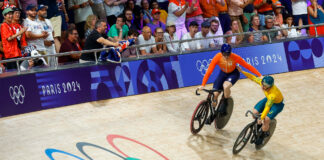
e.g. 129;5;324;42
0;22;21;59
253;0;276;13
200;0;219;18
216;0;228;12
201;52;262;86
11;22;28;48
186;0;203;18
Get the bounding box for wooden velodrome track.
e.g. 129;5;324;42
0;68;323;160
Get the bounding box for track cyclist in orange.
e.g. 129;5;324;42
197;43;261;124
237;65;284;145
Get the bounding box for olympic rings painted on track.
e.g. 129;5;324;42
76;142;125;159
45;148;84;160
9;85;25;105
107;134;169;160
45;134;169;160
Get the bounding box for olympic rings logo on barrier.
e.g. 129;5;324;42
9;85;25;105
45;134;169;160
196;59;212;76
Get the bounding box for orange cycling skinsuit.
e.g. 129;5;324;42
201;52;261;90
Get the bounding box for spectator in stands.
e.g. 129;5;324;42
24;4;49;60
108;14;129;42
147;9;166;34
133;8;145;33
124;9;140;32
228;0;254;39
248;14;266;43
279;0;292;18
122;29;139;58
226;19;243;45
261;15;281;41
164;21;180;53
282;14;302;38
20;0;37;13
57;0;69;45
199;0;218;19
1;7;27;70
185;0;203;31
104;0;126;27
157;0;168;11
138;26;158;55
242;0;255;32
196;20;215;49
274;1;284;27
181;21;199;51
254;0;276;26
308;0;324;36
216;0;231;34
38;0;66;53
151;0;167;24
59;27;82;64
90;0;107;22
167;0;189;39
69;0;94;40
11;7;28;53
291;0;308;28
154;27;167;54
84;14;98;39
37;4;57;67
80;20;119;62
208;19;224;47
141;0;152;25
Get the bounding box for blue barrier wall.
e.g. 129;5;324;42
1;37;323;117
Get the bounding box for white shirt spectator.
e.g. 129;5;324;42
164;32;180;53
292;0;307;15
181;32;197;51
104;1;124;17
69;0;94;23
39;19;56;66
282;24;301;38
138;34;156;54
207;31;224;46
195;31;214;49
167;1;186;26
23;18;46;51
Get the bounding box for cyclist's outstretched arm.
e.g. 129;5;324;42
241;71;262;85
236;55;262;77
201;54;221;86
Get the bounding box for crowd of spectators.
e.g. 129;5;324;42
0;0;323;73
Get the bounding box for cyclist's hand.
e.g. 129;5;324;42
197;86;204;91
257;118;263;125
236;65;242;72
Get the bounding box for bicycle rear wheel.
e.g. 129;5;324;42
255;119;277;150
215;97;234;129
190;100;209;135
233;122;254;154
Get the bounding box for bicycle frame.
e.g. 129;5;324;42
196;89;223;118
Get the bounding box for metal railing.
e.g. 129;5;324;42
0;22;323;75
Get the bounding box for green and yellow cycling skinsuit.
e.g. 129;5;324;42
241;71;284;120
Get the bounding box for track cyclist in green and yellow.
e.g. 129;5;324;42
237;66;284;145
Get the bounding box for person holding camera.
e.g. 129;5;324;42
253;0;276;26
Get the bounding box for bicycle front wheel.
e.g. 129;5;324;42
190;100;209;135
233;122;254;154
